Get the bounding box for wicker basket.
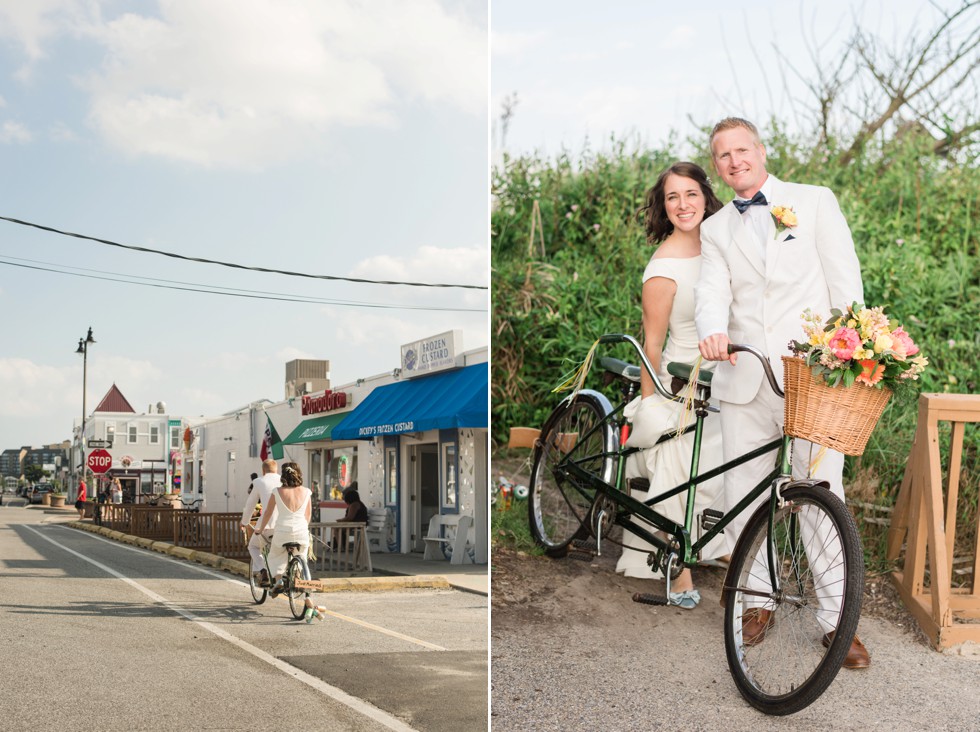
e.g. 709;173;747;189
782;356;892;456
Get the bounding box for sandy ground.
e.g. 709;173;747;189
489;454;980;730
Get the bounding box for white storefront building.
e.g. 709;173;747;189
180;331;488;563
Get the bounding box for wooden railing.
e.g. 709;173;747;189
887;393;980;649
86;503;248;560
309;522;372;573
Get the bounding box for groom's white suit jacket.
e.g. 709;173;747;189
695;176;864;404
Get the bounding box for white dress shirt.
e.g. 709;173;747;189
735;175;775;258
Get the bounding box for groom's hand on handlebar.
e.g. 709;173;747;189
699;334;737;365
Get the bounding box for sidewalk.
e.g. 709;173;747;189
59;515;487;596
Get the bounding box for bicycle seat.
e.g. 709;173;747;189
600;356;640;382
282;542;301;551
667;361;713;387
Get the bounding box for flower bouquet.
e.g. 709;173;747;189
782;303;928;455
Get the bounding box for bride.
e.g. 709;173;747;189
615;161;727;609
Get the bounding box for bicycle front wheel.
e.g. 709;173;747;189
286;556;308;620
528;390;616;557
248;556;267;604
724;483;864;715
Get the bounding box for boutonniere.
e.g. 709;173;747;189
771;205;798;235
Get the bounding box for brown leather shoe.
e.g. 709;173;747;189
742;608;775;646
822;631;871;669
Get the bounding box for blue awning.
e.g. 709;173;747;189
331;363;488;440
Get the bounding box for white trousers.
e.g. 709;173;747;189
247;530;271;568
721;384;847;633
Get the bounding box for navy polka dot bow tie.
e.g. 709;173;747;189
733;191;768;214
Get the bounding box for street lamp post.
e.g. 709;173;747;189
76;327;96;493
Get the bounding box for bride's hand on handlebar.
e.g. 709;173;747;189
699;334;737;365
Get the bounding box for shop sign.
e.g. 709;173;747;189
302;390;349;415
358;420;414;437
400;330;461;377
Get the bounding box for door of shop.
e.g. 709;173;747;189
411;443;439;553
119;476;138;503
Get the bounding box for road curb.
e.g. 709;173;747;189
64;521;458;593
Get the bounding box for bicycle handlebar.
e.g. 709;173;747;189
727;343;785;398
596;334;785;399
597;333;677;401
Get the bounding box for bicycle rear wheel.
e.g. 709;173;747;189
723;483;863;715
286;556;308;620
248;557;267;604
528;390;616;557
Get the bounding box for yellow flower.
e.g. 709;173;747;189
873;333;893;353
770;205;798;233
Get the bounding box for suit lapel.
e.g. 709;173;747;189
725;205;765;277
765;180;786;279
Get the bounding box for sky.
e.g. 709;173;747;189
491;0;963;160
0;0;488;451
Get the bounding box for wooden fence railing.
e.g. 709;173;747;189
86;503;248;560
887;393;980;650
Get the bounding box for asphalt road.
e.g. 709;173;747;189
0;506;488;732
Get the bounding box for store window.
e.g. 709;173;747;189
441;443;457;508
325;448;357;500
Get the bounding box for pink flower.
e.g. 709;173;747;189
571;204;579;212
593;223;601;231
828;327;861;360
891;327;919;358
855;359;886;386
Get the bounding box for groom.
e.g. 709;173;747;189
695;117;870;669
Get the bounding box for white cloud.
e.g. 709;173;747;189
73;0;486;168
661;24;696;50
0;120;32;143
350;245;487;287
0;357;74;418
490;29;548;58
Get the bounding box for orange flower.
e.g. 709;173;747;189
855;359;885;386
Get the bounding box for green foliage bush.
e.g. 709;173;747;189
492;127;979;530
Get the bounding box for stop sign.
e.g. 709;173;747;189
87;449;112;474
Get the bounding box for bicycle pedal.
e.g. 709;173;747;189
567;539;597;560
627;478;650;495
632;593;668;606
700;508;724;530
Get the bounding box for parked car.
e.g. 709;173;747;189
29;484;54;504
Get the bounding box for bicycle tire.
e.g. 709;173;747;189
723;483;864;715
248;557;267;605
286;556;307;620
528;390;616;557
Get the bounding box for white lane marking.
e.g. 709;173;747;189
318;609;446;651
63;526;446;649
28;524;418;732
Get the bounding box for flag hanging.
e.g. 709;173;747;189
261;415;284;461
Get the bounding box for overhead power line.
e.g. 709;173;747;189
0;214;488;291
0;256;487;313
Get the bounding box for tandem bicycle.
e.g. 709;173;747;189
527;333;864;715
244;527;323;622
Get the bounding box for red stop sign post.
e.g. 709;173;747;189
87;449;112;474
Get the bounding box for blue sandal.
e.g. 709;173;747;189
668;589;701;610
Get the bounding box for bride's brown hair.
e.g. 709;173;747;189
281;462;303;487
